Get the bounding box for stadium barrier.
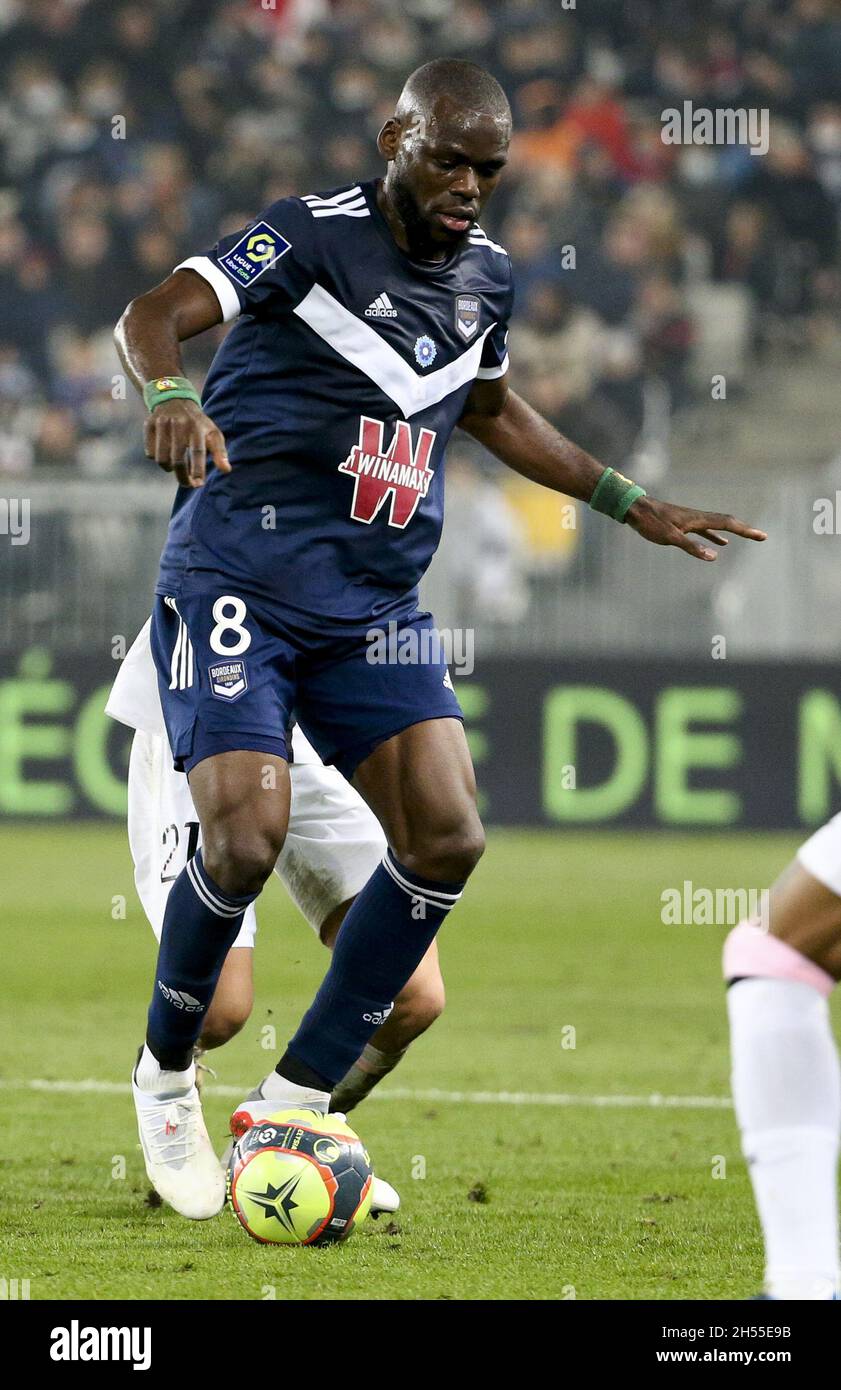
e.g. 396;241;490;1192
1;648;839;828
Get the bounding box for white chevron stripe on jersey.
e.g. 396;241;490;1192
293;282;495;419
302;186;363;208
476;352;510;381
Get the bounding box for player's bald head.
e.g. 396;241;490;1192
395;58;512;140
377;59;511;259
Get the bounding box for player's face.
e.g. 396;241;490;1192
388;103;510;256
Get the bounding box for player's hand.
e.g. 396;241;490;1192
143;399;231;489
624;495;767;561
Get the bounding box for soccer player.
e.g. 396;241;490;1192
725;816;841;1299
105;618;443;1125
116;57;765;1219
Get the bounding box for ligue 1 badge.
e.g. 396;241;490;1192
217;220;291;287
455;294;481;341
414;335;438;368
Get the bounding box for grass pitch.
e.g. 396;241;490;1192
0;824;815;1300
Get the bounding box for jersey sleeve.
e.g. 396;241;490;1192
174;197;316;323
476;258;514;381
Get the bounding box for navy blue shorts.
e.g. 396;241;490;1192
151;590;463;779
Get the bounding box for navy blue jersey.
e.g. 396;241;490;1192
157;179;513;629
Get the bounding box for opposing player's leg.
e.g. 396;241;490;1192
201;948;254;1049
725;814;841;1299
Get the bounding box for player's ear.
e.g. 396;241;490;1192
377;117;402;162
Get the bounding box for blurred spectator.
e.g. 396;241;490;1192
34;405;80;468
435;448;530;627
512;279;641;465
0;0;837;492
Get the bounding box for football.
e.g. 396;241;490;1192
226;1108;373;1247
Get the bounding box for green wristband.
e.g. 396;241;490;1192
142;375;202;413
589;467;647;522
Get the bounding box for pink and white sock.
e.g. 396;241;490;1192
725;923;840;1300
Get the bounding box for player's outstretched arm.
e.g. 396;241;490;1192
459;383;767;561
115;270;231;489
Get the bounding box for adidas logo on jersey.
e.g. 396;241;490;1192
365;293;398;319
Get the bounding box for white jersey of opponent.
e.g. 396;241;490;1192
106;622;386;944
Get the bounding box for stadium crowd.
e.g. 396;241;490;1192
0;0;839;524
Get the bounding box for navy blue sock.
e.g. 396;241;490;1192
146;848;258;1070
281;851;465;1088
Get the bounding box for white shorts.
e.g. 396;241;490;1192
128;728;386;948
797;811;841;898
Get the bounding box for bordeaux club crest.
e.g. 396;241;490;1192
455;294;481;341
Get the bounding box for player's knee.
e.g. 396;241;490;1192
201;825;280;897
447;825;486;880
395;811;485;884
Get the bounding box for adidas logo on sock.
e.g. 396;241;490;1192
365;292;398;319
158;981;204;1012
362;1005;394;1026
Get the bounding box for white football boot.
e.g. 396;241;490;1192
227;1084;401;1217
132;1047;226;1220
368;1174;400;1218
